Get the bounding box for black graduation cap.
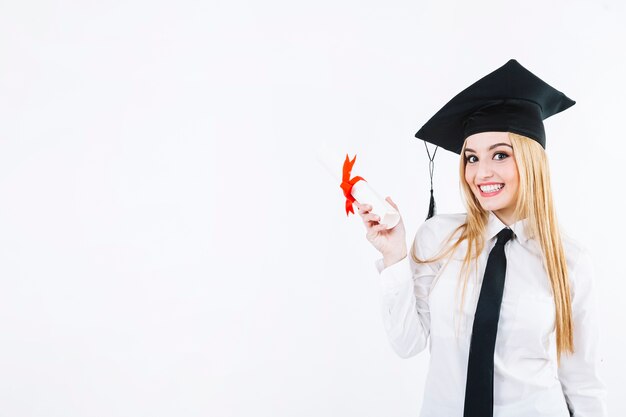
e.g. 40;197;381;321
414;59;575;219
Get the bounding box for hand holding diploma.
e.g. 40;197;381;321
339;154;407;264
338;155;399;229
355;198;407;267
315;143;407;266
315;143;400;229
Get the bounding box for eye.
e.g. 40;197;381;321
465;155;477;164
494;152;509;161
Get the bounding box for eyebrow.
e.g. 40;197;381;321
464;143;513;153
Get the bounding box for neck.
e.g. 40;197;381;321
492;209;517;226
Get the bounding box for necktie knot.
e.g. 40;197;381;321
495;228;514;246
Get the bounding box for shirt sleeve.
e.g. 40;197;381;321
557;248;608;416
374;220;440;359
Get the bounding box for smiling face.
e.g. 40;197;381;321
463;131;520;225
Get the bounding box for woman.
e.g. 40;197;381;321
355;60;607;417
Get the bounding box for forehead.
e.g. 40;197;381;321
464;131;511;150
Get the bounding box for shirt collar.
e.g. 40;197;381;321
485;211;530;243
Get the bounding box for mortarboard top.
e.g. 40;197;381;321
415;59;575;154
414;59;575;219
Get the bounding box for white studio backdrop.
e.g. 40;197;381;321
0;0;624;416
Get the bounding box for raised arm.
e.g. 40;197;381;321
375;220;440;358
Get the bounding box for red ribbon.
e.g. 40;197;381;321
340;154;366;216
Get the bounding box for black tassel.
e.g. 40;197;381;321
424;141;438;220
427;188;436;220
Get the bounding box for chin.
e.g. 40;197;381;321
475;197;509;213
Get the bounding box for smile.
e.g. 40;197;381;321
479;183;504;197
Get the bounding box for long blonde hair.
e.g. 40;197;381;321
410;132;574;365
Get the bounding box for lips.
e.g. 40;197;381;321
478;183;505;197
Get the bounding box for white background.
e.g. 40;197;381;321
1;0;624;416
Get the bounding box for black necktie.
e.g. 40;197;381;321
463;227;514;417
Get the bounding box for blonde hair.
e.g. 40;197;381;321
410;132;574;365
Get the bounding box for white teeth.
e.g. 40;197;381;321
480;184;504;193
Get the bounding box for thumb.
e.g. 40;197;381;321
386;196;398;210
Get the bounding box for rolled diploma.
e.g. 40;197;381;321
315;143;401;229
350;180;401;229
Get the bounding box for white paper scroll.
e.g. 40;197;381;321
315;143;400;229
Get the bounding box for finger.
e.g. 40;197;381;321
386;197;398;210
370;223;387;233
364;218;380;231
367;222;386;234
358;204;372;215
364;212;380;224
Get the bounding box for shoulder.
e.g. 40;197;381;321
424;212;467;228
418;212;467;237
413;212;467;257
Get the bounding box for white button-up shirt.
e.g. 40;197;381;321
375;211;607;417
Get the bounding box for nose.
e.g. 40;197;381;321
477;160;494;180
